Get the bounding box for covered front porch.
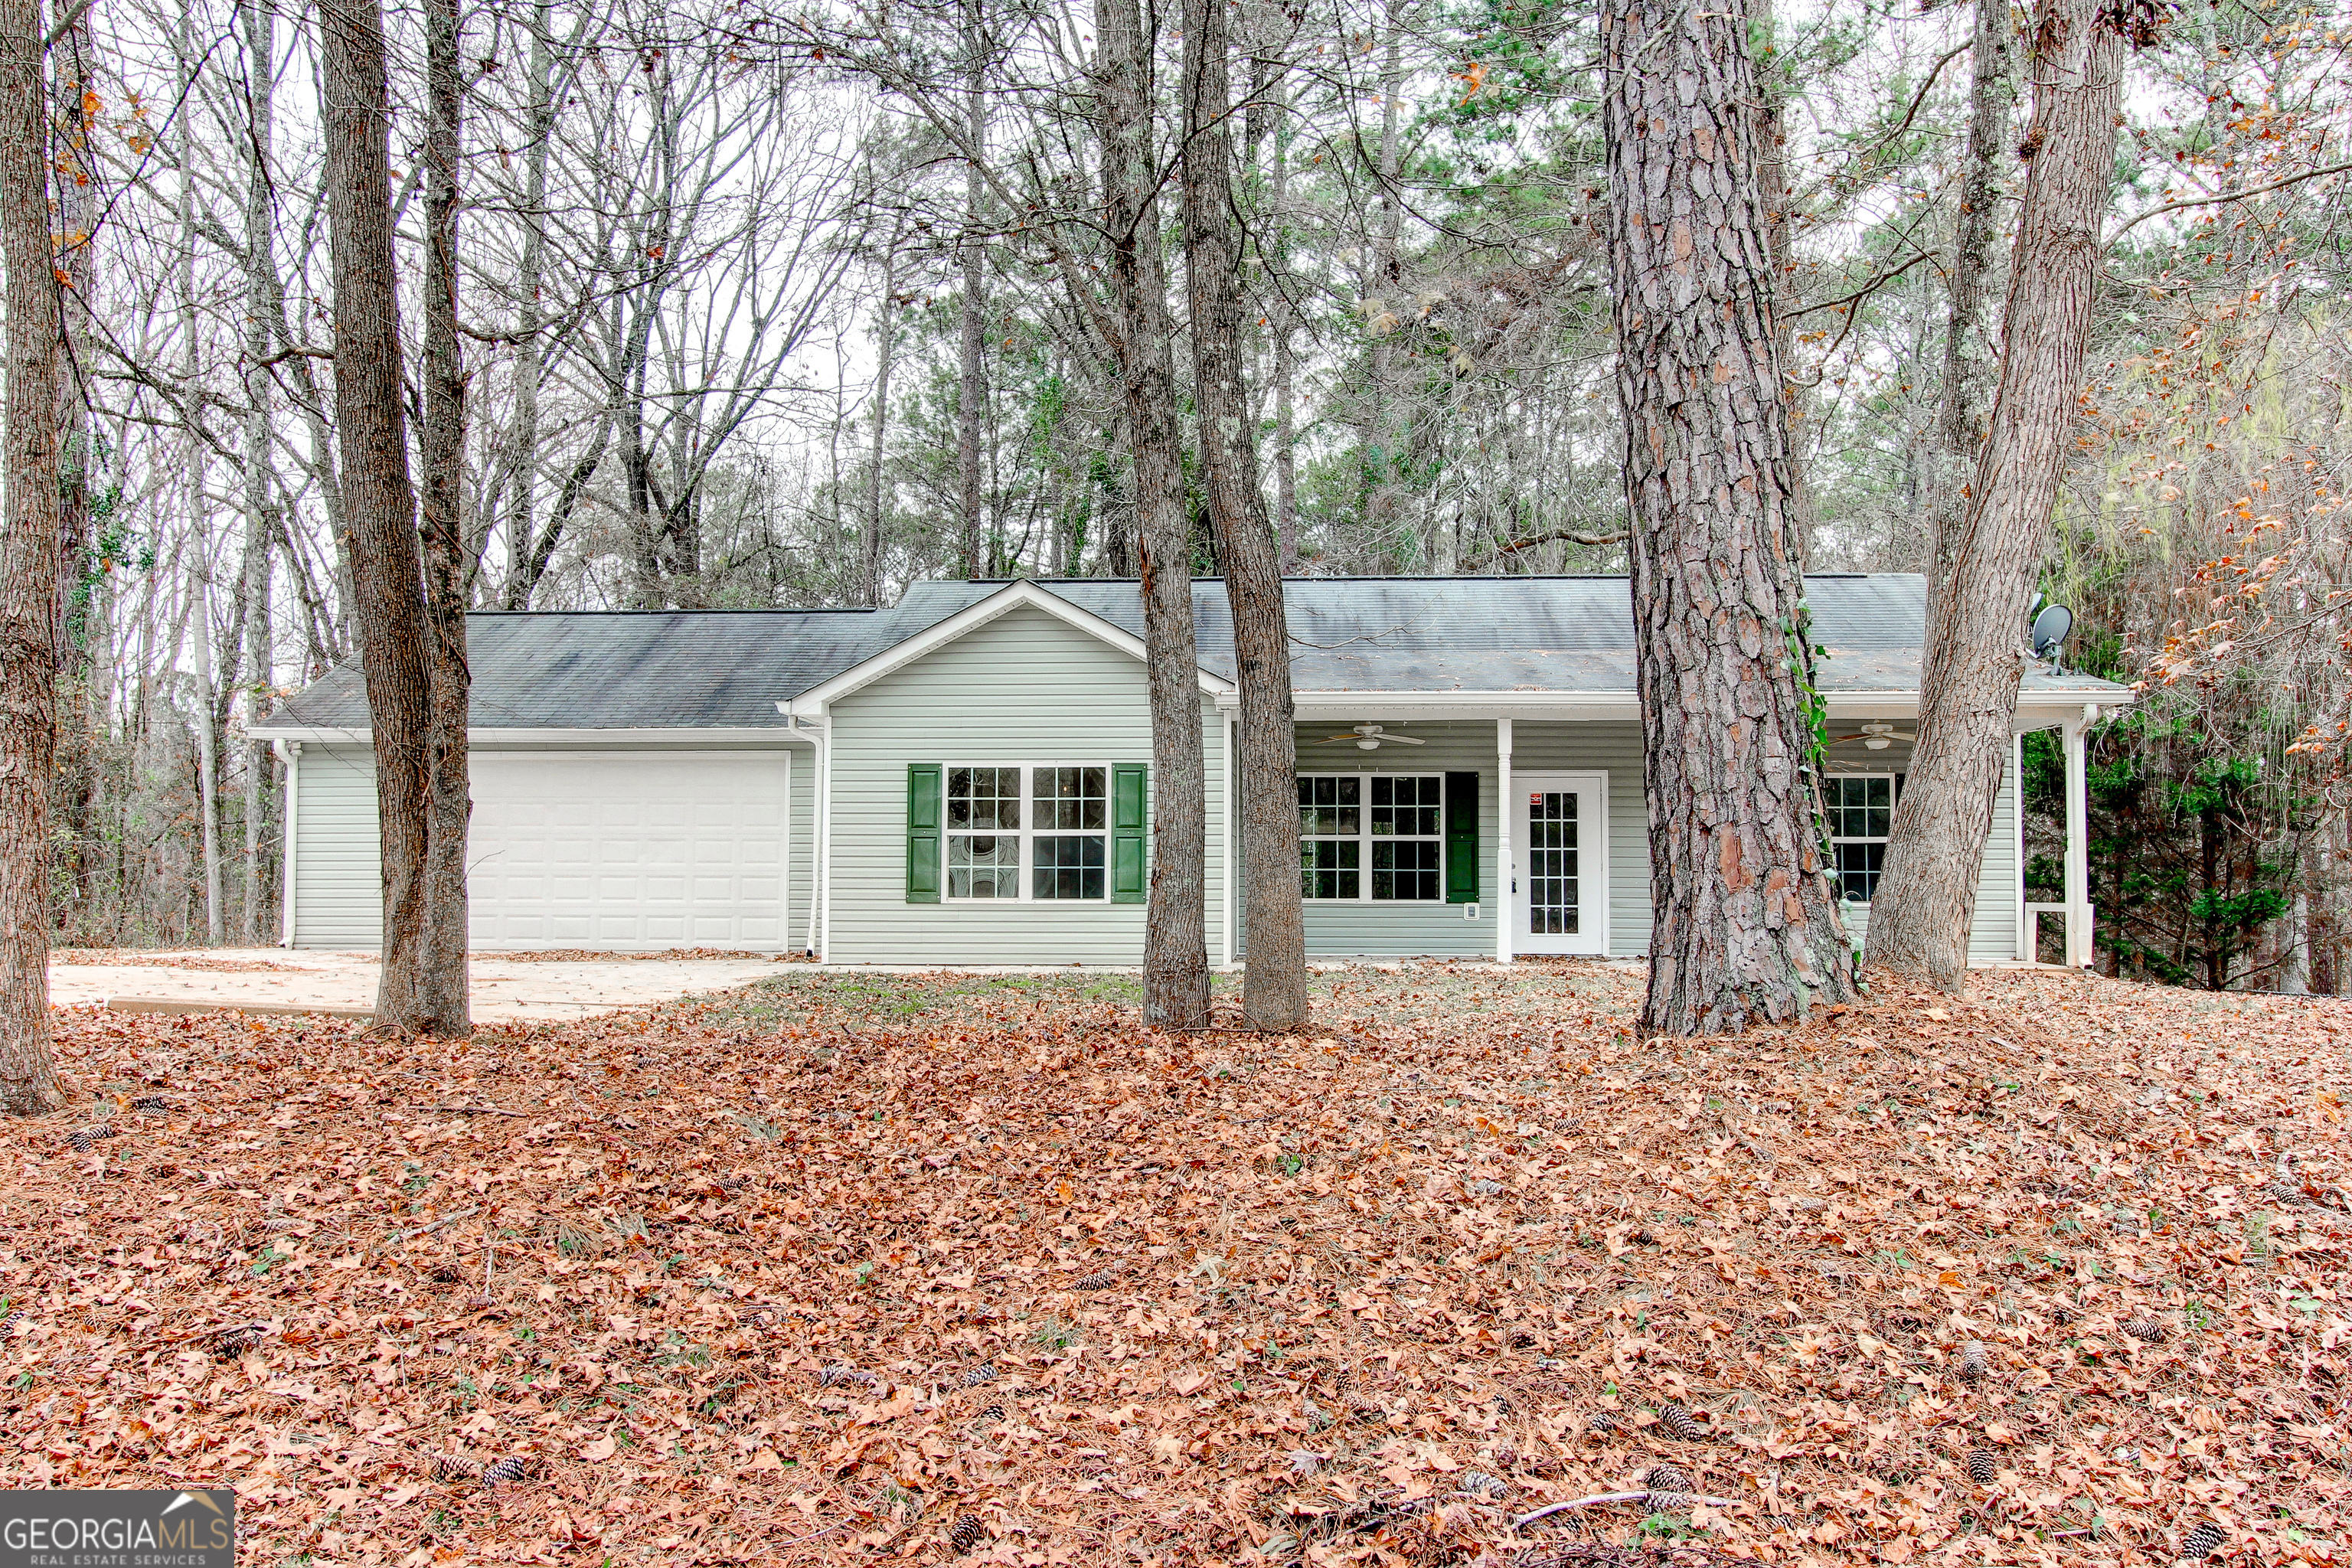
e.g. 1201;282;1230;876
1217;694;2105;969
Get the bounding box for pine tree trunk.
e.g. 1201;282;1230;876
1269;76;1298;570
865;256;894;608
1602;0;1854;1036
416;0;472;1031
1864;0;2122;990
51;10;97;929
1926;0;2018;593
240;0;276;944
0;0;67;1114
1101;0;1208;1030
1183;0;1307;1030
956;5;988;580
322;0;441;1031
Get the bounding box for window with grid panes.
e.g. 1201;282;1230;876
944;765;1111;900
1298;774;1445;900
1030;766;1107;900
1824;774;1900;902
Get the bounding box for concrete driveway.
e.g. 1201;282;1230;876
48;949;787;1023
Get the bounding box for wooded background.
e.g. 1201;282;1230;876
38;0;2352;990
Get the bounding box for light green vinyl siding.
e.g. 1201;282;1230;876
1823;739;2019;964
1274;720;1648;959
1289;724;1498;959
292;743;384;949
1968;748;2020;965
822;603;1227;965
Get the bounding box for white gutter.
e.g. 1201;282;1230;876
246;724;814;745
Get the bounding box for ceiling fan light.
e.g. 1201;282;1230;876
1357;739;1379;750
1865;737;1890;750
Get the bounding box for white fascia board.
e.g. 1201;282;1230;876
1279;689;1936;721
245;724;815;745
784;578;1231;717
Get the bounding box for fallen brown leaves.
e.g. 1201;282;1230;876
2;964;2347;1568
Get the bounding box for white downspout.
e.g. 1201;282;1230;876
776;709;830;959
1495;717;1514;964
276;740;300;948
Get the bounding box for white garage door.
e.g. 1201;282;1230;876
467;750;790;951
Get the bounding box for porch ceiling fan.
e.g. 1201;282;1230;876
1319;723;1426;752
1829;720;1914;751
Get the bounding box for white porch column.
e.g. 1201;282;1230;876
1495;718;1514;963
2012;732;2030;962
2063;707;2096;968
1221;707;1238;969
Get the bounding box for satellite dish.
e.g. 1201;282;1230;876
2030;604;2073;661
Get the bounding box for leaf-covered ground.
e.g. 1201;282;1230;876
4;963;2348;1566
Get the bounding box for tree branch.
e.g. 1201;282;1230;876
2106;160;2352;243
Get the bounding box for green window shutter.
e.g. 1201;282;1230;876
1112;763;1148;904
906;764;942;903
1445;770;1480;904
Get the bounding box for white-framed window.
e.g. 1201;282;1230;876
1298;773;1445;901
946;763;1109;901
1824;773;1900;903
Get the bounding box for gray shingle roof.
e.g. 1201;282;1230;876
262;574;2128;732
266;609;893;731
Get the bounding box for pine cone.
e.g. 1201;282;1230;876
0;1309;24;1336
2181;1520;2226;1559
1459;1469;1507;1500
949;1514;987;1554
481;1455;532;1488
1959;1339;1990;1382
1657;1402;1705;1440
211;1324;269;1359
132;1095;172;1112
2125;1314;2167;1344
2262;1181;2305;1207
1644;1462;1694;1494
976;1403;1005;1424
1074;1272;1116;1291
1646;1491;1696;1514
962;1361;998;1387
818;1364;872;1388
66;1125;119;1152
432;1454;479;1483
1968;1448;1997;1485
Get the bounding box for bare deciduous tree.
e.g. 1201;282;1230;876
0;0;67;1113
1867;0;2125;990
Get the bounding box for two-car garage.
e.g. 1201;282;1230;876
283;744;803;952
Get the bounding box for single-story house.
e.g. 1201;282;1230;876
251;574;2132;968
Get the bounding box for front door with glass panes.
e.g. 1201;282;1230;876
1514;773;1608;955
